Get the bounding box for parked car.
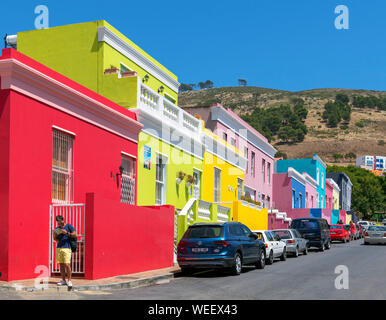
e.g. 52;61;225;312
358;221;370;231
177;222;266;275
342;224;351;241
330;224;350;243
290;218;331;251
252;230;287;264
272;229;308;257
363;226;386;245
382;219;386;226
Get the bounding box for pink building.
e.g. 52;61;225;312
325;180;334;209
187;104;276;208
303;172;318;209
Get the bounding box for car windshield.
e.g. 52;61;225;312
330;226;342;229
184;226;223;239
292;220;320;229
368;226;386;231
273;230;291;239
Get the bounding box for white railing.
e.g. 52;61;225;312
121;176;135;205
138;82;201;135
217;205;230;222
198;200;211;220
49;204;85;275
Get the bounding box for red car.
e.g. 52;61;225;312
330;224;350;243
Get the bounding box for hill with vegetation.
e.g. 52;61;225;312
179;87;386;165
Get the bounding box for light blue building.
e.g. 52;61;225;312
275;154;327;209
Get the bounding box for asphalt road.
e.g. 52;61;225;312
2;239;385;300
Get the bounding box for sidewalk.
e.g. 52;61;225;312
0;266;181;292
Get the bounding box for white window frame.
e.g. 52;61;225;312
155;153;168;205
120;154;136;205
52;129;74;204
214;167;221;203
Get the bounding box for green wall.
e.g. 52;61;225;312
137;131;203;210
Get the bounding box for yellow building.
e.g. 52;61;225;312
328;178;340;210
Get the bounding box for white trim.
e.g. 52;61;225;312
327;178;341;192
52;125;76;137
210;106;277;158
0;58;143;144
205;149;246;172
155;151;169;160
121;151;137;159
288;167;306;185
303;172;319;189
313;154;327;169
97;26;180;93
193;167;202;172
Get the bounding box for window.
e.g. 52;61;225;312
321;172;324;190
306;192;309;208
52;129;74;203
262;159;266;183
222;132;227;142
251;152;255;177
311;195;314;208
156;155;167;205
237;178;243;200
193;169;201;199
299;193;302;208
262;194;265;208
119;64;132;78
244;147;248;174
120;155;136;205
320;195;324;208
292;190;296;208
317;168;320;185
231;138;236;147
214;168;221;202
267;162;271;184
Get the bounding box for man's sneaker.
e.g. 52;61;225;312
67;281;73;287
57;280;67;286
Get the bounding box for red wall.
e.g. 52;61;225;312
85;193;174;280
339;210;346;223
0;84;10;279
1;90;139;281
268;214;290;230
285;208;311;221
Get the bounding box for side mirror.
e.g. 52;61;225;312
249;232;258;239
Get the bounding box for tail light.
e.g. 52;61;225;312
364;232;369;237
213;240;230;247
288;240;295;244
177;241;188;249
264;243;268;248
384;233;386;237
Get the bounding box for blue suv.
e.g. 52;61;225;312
177;222;266;275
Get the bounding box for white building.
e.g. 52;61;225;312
356;155;386;172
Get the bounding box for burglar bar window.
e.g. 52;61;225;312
52;129;74;203
120;155;136;205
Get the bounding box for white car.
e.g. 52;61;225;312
382;219;386;226
364;225;386;245
252;230;287;265
358;221;371;230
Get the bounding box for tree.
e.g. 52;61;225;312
179;83;194;92
238;79;247;86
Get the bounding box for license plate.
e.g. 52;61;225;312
192;248;208;253
372;233;382;237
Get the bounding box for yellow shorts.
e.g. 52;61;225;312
56;248;72;264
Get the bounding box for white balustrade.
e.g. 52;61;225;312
217;205;230;222
198;200;211;220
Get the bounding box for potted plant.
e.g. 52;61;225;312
176;171;186;185
121;71;138;78
185;175;195;187
104;65;119;75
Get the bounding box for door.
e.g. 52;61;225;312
49;204;85;275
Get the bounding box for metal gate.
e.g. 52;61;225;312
49;204;86;275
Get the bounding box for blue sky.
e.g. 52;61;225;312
1;0;385;91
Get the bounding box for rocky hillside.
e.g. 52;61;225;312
179;87;386;165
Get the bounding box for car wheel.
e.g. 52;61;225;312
266;250;274;265
293;246;299;257
320;243;325;252
180;267;193;276
303;246;308;255
232;252;242;275
280;248;287;261
364;241;369;245
256;250;265;269
343;237;346;243
325;240;331;250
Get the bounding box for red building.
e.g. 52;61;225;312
0;49;174;281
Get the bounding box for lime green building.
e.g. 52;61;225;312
15;20;204;211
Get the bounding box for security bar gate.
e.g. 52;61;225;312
49;204;85;275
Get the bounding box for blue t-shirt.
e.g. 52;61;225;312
55;224;75;249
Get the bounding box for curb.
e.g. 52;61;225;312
0;272;177;293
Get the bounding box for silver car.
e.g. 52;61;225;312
272;229;309;257
364;226;386;245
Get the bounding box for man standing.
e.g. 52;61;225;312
53;215;76;288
